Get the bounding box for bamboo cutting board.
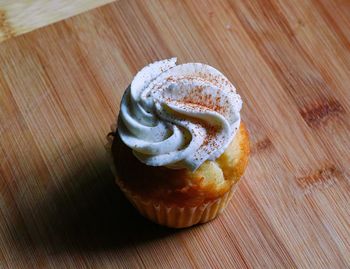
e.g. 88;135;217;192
0;0;115;42
0;0;350;268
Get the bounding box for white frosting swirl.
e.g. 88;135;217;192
117;58;242;171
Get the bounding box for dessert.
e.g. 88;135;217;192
108;58;249;228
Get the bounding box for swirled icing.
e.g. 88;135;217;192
118;58;242;171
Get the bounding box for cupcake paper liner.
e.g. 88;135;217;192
109;160;236;228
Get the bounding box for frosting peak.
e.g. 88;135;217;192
118;58;242;171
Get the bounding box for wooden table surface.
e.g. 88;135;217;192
0;0;350;268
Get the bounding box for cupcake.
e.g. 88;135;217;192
108;58;249;228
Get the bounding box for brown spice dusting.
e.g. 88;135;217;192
174;85;224;113
201;123;220;153
147;72;234;157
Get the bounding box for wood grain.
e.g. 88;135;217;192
0;0;349;268
0;0;116;42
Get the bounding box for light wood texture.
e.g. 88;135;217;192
0;0;349;268
0;0;115;42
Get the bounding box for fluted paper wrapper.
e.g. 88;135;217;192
118;178;235;228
